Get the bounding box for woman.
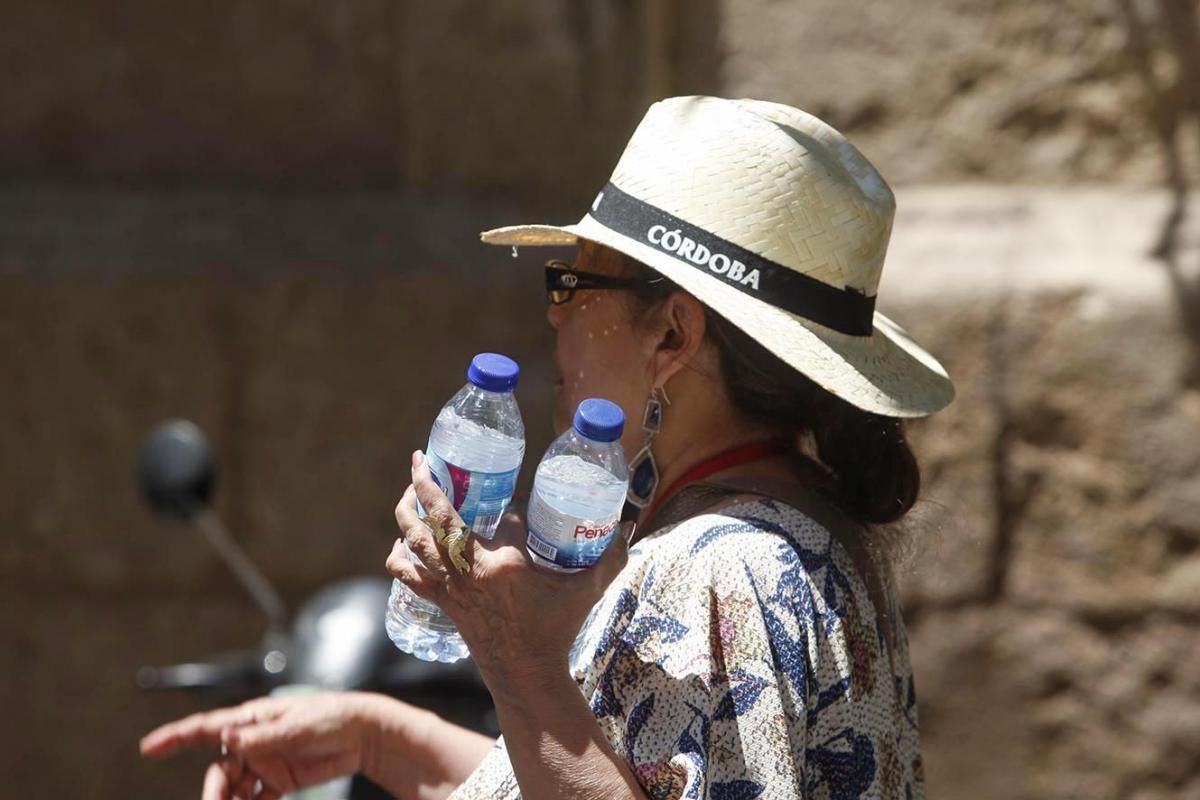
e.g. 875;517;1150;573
141;96;953;800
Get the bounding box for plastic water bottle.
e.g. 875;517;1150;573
386;353;525;662
526;398;628;572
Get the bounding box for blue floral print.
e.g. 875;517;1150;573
452;500;924;799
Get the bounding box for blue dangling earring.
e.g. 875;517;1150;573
626;386;669;508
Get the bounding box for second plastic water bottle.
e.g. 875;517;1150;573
526;398;629;572
386;353;525;662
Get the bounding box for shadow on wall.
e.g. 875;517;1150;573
1118;0;1200;385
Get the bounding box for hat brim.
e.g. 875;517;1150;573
481;217;954;418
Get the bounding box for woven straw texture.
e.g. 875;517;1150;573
482;96;954;418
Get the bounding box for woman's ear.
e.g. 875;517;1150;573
647;292;708;387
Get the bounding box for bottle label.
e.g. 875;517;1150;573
526;494;620;570
421;448;518;539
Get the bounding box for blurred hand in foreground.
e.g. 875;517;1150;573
140;691;493;800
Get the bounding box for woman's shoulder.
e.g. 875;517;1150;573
637;496;840;575
579;496;880;675
608;498;855;625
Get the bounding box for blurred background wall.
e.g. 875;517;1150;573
2;1;1199;797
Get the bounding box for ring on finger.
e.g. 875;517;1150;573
419;515;472;575
219;743;243;770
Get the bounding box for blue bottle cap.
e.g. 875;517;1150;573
573;398;625;443
467;353;520;393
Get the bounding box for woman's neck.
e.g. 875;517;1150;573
642;420;792;523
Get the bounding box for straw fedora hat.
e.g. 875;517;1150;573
481;95;954;418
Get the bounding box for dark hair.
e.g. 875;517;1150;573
621;256;920;527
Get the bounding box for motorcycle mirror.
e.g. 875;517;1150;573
139;419;290;632
140;419;215;520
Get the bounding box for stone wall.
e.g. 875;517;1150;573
1;1;717;201
720;0;1182;187
1;0;1175;189
884;188;1200;799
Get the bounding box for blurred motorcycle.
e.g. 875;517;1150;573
136;419;497;799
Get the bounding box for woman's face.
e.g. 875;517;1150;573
546;242;657;459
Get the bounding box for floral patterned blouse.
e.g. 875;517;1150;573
450;498;925;799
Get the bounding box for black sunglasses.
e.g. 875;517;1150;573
543;259;660;305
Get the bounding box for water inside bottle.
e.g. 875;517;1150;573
526;454;627;572
387;401;524;662
535;455;627;519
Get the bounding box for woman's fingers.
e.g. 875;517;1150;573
141;706;259;757
221;750;358;797
489;503;529;552
201;758;240;800
589;521;633;591
389;483;447;600
385;543;445;602
201;762;228;800
410;450;454;519
141;698;286;758
220;717;301;756
235;752;358;798
145;695;366;799
409;451;469;540
394;482;449;576
241;755;302;795
231;769;260;800
140;712;221;756
410;450;492;576
563;521;634;603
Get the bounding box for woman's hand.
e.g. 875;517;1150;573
140;691;494;800
387;450;632;702
140;692;373;799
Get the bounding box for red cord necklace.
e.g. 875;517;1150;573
642;438;791;526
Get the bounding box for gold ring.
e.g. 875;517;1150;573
421;514;472;574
